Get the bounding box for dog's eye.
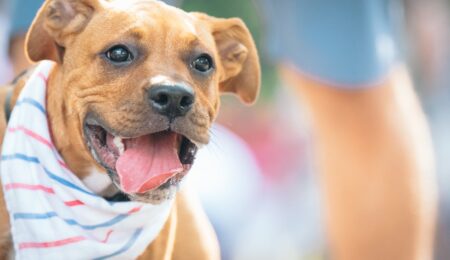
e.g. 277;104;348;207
105;45;133;63
192;54;213;72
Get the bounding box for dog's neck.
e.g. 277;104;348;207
46;66;116;196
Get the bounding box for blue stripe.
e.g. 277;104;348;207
14;211;132;230
64;214;129;230
1;154;39;163
94;228;143;260
14;212;58;220
43;168;98;197
2;154;97;197
15;98;46;115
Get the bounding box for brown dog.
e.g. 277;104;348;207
0;0;260;258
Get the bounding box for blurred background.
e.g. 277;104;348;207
1;0;450;259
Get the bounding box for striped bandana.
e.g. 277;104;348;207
1;61;174;259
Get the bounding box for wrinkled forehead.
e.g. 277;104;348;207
83;0;214;50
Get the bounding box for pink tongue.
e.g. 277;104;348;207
115;132;183;193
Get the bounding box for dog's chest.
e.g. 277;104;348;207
82;167;116;196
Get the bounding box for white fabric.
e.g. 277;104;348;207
1;61;173;259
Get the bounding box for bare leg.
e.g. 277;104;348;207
280;64;437;260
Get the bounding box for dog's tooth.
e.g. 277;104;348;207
113;136;125;155
191;140;203;149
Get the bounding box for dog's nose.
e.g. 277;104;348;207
148;84;195;118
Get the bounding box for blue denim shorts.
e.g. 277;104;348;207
263;0;402;87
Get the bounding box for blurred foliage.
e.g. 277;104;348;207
181;0;278;102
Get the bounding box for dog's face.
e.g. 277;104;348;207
25;0;260;203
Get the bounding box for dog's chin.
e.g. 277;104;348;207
124;173;185;204
83;117;198;205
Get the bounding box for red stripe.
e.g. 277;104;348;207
58;160;69;170
64;200;84;207
4;184;86;207
4;184;87;208
19;230;113;250
101;230;114;243
4;183;55;194
127;206;142;214
8;126;69;170
8;126;54;149
37;72;48;84
19;236;85;249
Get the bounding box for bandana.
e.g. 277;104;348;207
1;61;173;259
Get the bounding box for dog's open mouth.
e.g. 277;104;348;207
84;121;197;194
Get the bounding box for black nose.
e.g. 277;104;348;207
148;84;195;118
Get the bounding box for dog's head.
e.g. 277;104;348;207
25;0;260;203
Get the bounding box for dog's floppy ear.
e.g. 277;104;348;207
26;0;101;63
193;13;261;105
